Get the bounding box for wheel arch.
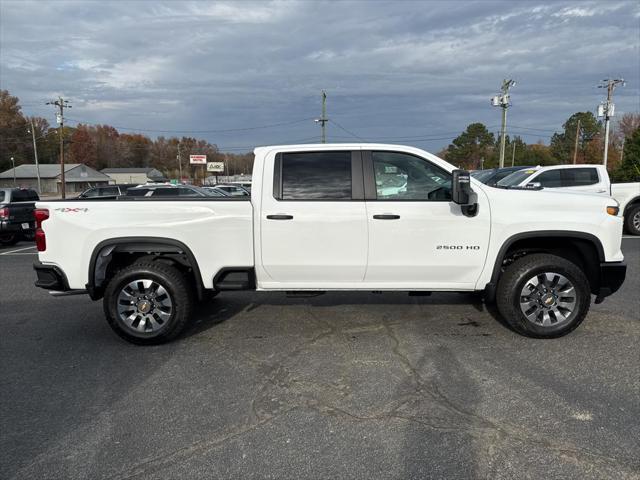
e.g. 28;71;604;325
485;231;605;302
87;237;204;301
622;195;640;215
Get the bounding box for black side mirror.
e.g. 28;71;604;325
451;169;478;217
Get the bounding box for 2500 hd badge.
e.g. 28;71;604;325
436;245;481;250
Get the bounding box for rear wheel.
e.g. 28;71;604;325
496;253;591;338
624;204;640;236
103;262;193;345
0;233;19;246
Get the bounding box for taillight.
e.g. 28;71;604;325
0;207;8;220
34;208;49;252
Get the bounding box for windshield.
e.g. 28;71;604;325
497;169;537;187
470;170;495;184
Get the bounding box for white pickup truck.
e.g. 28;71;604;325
33;144;626;344
497;164;640;235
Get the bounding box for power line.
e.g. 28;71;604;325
63;116;315;134
328;119;365;140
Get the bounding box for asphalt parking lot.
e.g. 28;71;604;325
1;239;639;479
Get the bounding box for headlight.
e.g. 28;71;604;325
607;206;619;216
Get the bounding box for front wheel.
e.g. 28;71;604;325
496;253;591;338
624;204;640;236
103;262;193;345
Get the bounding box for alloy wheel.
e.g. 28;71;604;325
116;279;173;334
519;272;577;327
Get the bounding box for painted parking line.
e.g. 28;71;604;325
622;236;640;239
0;245;37;255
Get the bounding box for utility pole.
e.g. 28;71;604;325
46;97;72;198
491;79;516;168
29;118;42;193
315;90;328;143
10;157;16;186
572;118;581;164
176;142;183;182
597;78;625;168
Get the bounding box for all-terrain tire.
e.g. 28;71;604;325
624;204;640;236
103;262;193;345
0;233;19;246
496;253;591;338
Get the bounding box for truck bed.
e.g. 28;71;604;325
36;198;254;289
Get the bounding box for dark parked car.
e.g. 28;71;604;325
77;184;133;198
471;166;534;187
125;184;219;197
0;188;39;245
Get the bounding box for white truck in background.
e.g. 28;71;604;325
497;164;640;235
32;144;626;344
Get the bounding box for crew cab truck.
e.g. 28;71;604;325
497;164;640;235
32;144;626;344
0;188;39;245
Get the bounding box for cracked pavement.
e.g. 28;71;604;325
1;239;639;479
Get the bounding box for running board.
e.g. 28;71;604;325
49;289;88;297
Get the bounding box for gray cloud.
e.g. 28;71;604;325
1;0;638;152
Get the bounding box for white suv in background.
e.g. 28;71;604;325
498;164;640;235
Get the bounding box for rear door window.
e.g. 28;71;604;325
278;151;352;200
562;168;599;186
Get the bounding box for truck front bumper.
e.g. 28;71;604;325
33;261;70;291
595;261;626;303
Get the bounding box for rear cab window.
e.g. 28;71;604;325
274;151;354;200
11;189;39;202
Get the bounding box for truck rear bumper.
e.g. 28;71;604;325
33;261;70;291
1;220;35;234
595;261;626;303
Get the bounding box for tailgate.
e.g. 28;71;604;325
8;202;36;224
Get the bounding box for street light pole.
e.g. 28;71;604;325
597;78;625;168
491;79;516;168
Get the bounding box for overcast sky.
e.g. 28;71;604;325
1;0;638;153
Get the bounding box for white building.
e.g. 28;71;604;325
101;168;167;185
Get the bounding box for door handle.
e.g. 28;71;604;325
266;214;294;220
373;214;400;220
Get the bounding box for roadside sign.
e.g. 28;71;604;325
189;155;207;165
170;179;178;185
207;162;225;173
